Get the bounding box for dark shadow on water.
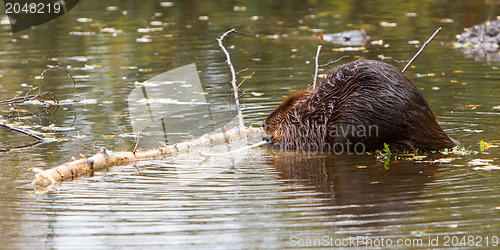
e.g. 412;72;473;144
266;149;445;227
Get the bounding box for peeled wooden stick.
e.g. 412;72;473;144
0;122;56;152
32;126;263;192
217;28;246;128
313;45;322;89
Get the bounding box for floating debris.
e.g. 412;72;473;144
320;29;368;46
69;31;96;36
42;125;75;132
332;47;366;52
377;54;392;60
265;34;280;39
66;56;88;62
473;165;500;171
160;2;174;7
440;18;454;24
379;21;397;28
468;158;493;166
136;36;152;43
66;64;95;71
463;129;483;133
432;158;454;163
78;99;98;105
100;27;122;34
455;19;500;60
76;18;93;23
150;21;164;26
0;17;10;25
72;75;91;79
415;73;436;77
233;6;247;11
137;27;163;33
121;66;138;70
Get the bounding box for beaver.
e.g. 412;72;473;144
262;58;457;153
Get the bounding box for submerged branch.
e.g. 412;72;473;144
0;122;56;152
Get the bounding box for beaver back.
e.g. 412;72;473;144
263;58;456;153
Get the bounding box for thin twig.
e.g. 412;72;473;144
2;105;58;119
133;131;141;153
38;66;77;95
0;122;45;140
217;28;246;128
235;68;248;75
238;90;248;100
402;27;442;73
318;55;350;67
0;91;58;106
0;65;76;107
313;45;322;89
238;71;255;88
0;122;55;152
392;58;409;64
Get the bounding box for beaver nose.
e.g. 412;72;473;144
451;138;461;147
262;135;273;142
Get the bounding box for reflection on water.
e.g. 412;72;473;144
270;150;441;227
1;0;500;248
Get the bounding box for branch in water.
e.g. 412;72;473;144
402;27;442;73
0;122;56;152
216;28;248;128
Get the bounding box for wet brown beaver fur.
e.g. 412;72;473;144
263;58;457;153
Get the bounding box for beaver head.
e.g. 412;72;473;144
263;58;457;153
262;89;312;143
